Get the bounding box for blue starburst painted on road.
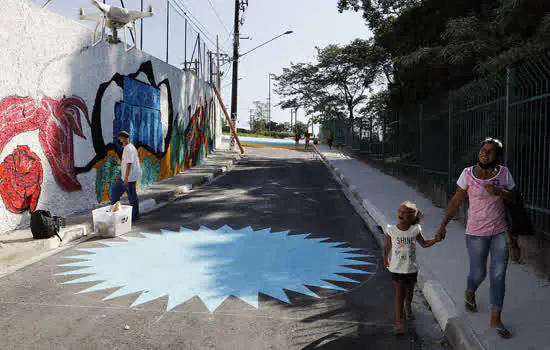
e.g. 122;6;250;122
57;226;375;312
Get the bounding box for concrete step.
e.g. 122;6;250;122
0;222;92;276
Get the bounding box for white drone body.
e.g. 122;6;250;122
79;0;154;52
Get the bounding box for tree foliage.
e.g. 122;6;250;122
339;0;550;105
275;39;385;127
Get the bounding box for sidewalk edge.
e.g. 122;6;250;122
0;150;243;279
313;145;485;350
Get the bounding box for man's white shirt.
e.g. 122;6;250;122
121;143;142;182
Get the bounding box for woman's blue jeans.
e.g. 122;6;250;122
465;232;509;311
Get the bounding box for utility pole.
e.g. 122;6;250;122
229;0;243;149
268;74;272;132
166;0;169;63
140;0;144;50
184;19;187;70
216;35;221;90
208;51;213;86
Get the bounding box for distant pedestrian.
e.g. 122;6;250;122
327;132;333;149
305;132;310;149
295;133;301;148
436;138;516;339
384;201;440;336
111;131;142;222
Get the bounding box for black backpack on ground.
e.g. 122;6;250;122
30;210;63;241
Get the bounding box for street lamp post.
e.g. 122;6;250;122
268;74;271;131
268;73;277;132
238;31;294;60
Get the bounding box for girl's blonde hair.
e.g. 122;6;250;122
401;201;424;225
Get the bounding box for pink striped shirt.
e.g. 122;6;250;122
457;166;515;236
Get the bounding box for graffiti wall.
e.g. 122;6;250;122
0;0;222;234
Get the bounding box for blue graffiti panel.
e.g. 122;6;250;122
113;78;163;152
123;77;161;110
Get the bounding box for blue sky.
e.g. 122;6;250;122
30;0;370;131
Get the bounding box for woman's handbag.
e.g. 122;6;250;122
505;190;534;236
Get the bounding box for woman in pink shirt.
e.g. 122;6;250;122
436;138;516;339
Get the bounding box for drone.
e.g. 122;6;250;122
78;0;154;52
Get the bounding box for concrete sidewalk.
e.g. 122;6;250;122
0;146;243;278
314;144;550;350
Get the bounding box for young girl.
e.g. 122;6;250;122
384;201;440;335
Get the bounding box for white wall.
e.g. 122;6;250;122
0;0;222;234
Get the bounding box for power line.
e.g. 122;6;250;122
174;0;216;41
168;1;217;51
223;30;234;49
171;0;227;53
167;1;215;52
206;0;230;36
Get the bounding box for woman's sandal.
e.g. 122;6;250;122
394;325;405;336
494;327;512;339
465;290;478;312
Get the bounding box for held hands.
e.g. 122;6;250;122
124;178;129;187
435;226;447;241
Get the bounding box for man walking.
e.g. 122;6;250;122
111;131;142;222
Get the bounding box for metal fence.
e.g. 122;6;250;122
323;53;550;237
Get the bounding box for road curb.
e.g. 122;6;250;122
313;145;484;350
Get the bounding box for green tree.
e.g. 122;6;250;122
250;100;269;132
337;0;420;36
276;39;383;136
294;122;309;136
281;122;292;133
338;0;550;105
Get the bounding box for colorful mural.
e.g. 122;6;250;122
183;101;213;170
0;60;217;223
169;103;212;173
0;96;89;193
94;154;121;203
77;62;215;203
170;113;185;174
0;146;43;213
139;154;161;188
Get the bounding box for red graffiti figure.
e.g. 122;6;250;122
0;146;43;213
0;96;89;192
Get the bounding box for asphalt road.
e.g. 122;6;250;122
0;147;446;350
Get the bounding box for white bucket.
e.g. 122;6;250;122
92;205;133;238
